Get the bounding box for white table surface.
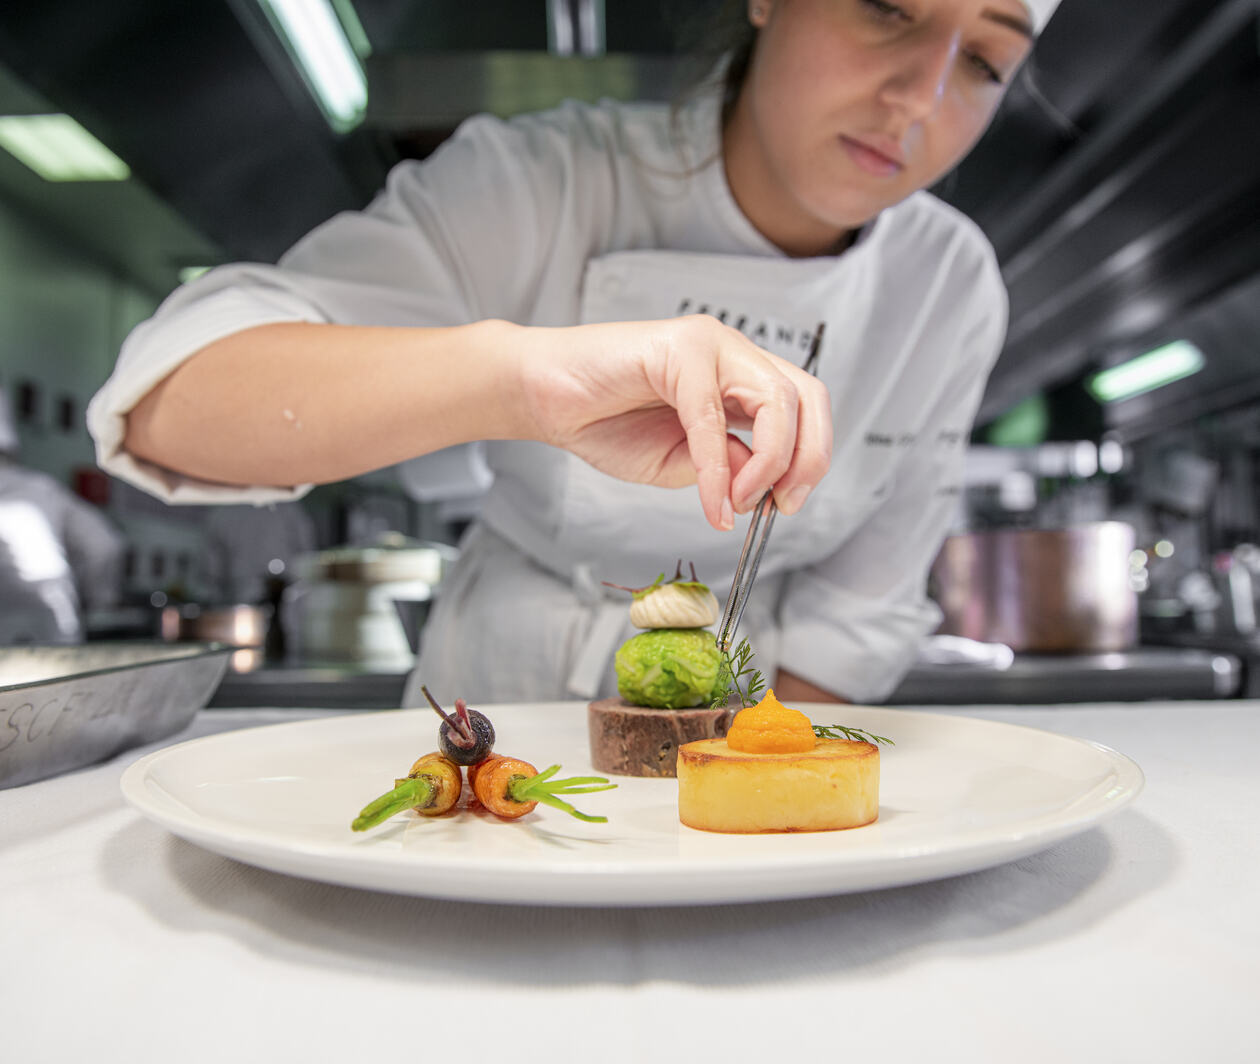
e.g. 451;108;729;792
3;700;1258;1063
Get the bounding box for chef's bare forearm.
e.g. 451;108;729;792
123;320;529;488
774;669;850;704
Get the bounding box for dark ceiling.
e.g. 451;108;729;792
0;0;1257;436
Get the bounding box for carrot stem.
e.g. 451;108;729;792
506;765;617;823
530;764;561;785
351;776;435;831
422;685;474;745
532;793;610;823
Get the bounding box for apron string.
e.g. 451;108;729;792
565;562;626;699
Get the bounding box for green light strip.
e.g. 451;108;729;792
0;114;129;181
1088;340;1205;403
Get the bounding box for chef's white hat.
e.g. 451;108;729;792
1022;0;1063;32
0;387;17;454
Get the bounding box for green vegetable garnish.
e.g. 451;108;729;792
615;628;724;708
603;559;712;600
812;724;895;746
710;636;765;709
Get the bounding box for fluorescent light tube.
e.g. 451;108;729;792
259;0;367;132
0;114;129;181
547;0;606;57
1087;340;1206;403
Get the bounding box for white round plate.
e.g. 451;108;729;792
120;703;1143;907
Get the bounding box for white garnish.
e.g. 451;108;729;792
629;583;719;629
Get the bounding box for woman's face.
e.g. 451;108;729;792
724;0;1036;255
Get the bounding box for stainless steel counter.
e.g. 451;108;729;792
208;664;408;709
1143;630;1260;698
885;646;1241;704
207;645;1242;709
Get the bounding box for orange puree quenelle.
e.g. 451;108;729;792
725;689;816;754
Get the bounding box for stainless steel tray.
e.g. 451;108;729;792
0;642;231;789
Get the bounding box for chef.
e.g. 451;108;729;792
87;0;1060;703
0;387;126;644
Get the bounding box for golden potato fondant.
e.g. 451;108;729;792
676;690;879;833
677;737;879;833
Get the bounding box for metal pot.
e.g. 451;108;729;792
158;603;271;672
930;522;1139;652
298;538;459;585
159;603;270;646
286;538;460;666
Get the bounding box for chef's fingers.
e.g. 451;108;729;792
671;316;817;527
726;434;755;482
772;369;832;515
723;368;803;515
671;357;737;530
721;351;830;516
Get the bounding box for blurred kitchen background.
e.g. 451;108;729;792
0;0;1257;705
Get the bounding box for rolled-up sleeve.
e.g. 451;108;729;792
776;300;1007;702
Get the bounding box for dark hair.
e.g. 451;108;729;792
668;0;757;124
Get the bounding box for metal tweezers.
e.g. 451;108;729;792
716;321;827;654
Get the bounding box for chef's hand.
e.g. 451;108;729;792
516;315;833;531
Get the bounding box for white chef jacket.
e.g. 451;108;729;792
86;89;1007;703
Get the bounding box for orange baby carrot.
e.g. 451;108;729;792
471;756;539;818
470;755;616;822
465;757;497;805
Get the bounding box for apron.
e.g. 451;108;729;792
406;245;896;707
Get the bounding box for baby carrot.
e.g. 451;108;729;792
471;755;617;822
466;756;490;798
351;751;462;831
